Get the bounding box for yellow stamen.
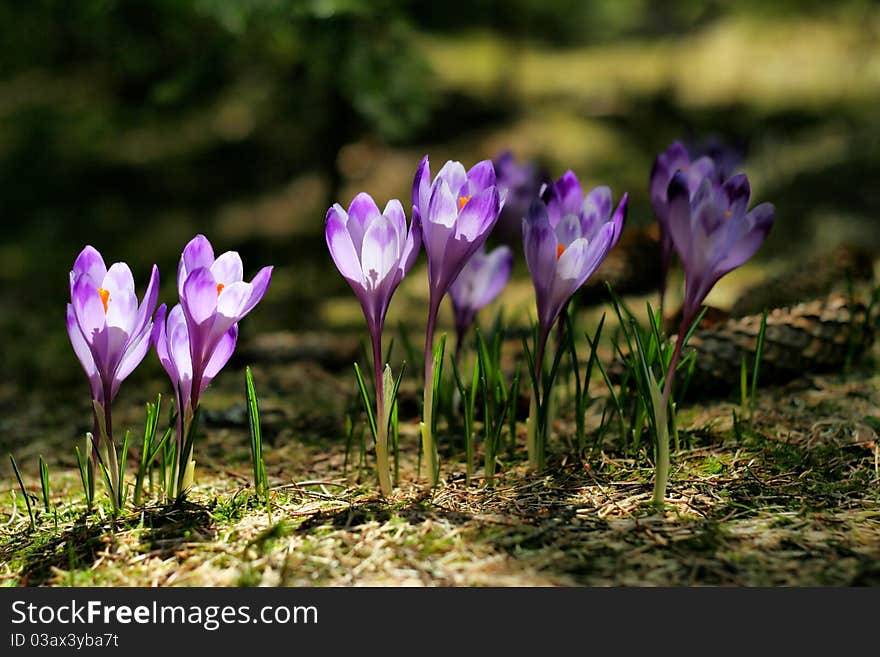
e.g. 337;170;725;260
217;283;225;295
97;288;110;314
557;244;565;260
458;195;472;211
724;210;732;218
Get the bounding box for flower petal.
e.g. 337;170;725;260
326;206;365;285
361;214;399;288
71;246;107;291
383;198;407;255
111;325;152;398
348;192;383;254
217;281;252;320
412;155;431;215
665;172;695;270
72;276;106;347
201;324;239;392
132;265;160;340
436;160;467;198
523;199;558;303
211;251;244;286
242;266;272;316
182;234;215;273
101;262;135;298
427;178;458;228
67;303;102;401
465;160;496;195
721;173;751;219
455;186;500;242
182;267;219;326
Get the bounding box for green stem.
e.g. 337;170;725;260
527;327;548;471
653;316;688;507
372;330;392;498
421;296;441;486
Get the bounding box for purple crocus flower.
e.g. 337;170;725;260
666;172;775;330
448;244;513;353
325;193;421;496
67;247;159;424
492;151;547;244
152;234;272;494
652;171;774;506
522;170;626;470
649;141;716;310
525;171;627;335
412;155;503;484
67;246;159;500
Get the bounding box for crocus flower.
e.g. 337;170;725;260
649;141;716;310
666;172;775;329
522;171;627;470
152;234;272;495
525;171;627;336
448;244;513;354
325;193;421;496
67;246;159;502
492;151;547;244
652;171;774;506
412;155;503;485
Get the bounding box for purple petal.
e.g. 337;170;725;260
182;234;215;274
412;155;431;215
721;173;751;219
609;193;628;247
101;262;135;296
583;186;612;223
348;192;383;254
555;214;582;249
474;245;513;308
455;186;500;242
201;324;239;394
553;170;585;216
666;172;695;270
216;281;252;321
71;246;107;292
465;160;496;195
242;266;272;316
67;303;102;401
111;326;152;398
715;203;775;276
326;206;366;286
400;207;421;276
436;160;467;198
182;267;219;326
383;199;407;247
211;251;244;286
685;156;716;193
152;303;172;378
427;178;458;229
361;214;399;288
523;200;558;302
167;304;194;410
72;276;106;347
131;265;160;341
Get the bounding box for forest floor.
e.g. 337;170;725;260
2;275;880;587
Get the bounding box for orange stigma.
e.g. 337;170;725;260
217;283;225;295
458;195;472;211
557;244;565;259
724;210;732;218
97;288;110;313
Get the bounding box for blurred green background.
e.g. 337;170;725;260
2;0;879;404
